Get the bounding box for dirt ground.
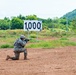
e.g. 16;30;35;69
0;46;76;75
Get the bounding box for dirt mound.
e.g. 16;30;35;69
0;46;76;75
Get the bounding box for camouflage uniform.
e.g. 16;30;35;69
6;35;28;60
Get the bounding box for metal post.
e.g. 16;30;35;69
36;31;39;42
28;30;30;39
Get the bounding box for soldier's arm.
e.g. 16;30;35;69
18;39;26;47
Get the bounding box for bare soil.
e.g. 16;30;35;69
0;46;76;75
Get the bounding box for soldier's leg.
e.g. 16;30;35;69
24;49;27;60
19;48;27;60
11;52;20;60
6;52;20;60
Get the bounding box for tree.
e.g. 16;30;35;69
17;14;26;20
26;15;38;20
60;18;66;25
11;17;23;29
0;19;9;30
71;18;76;29
4;17;10;22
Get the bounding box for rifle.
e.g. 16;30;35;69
24;39;29;43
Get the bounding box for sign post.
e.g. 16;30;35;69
24;20;42;40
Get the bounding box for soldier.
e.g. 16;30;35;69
6;35;29;60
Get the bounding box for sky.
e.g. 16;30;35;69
0;0;76;19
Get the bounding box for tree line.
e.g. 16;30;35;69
0;14;76;31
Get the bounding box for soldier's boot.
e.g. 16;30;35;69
24;52;27;60
6;55;11;60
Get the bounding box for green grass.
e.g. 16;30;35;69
0;44;13;48
0;29;76;48
27;39;76;48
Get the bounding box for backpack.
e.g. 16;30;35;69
14;39;19;46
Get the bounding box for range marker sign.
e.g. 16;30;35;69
24;20;42;31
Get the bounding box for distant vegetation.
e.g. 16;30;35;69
62;9;76;21
0;9;76;33
0;9;76;48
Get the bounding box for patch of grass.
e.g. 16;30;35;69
0;44;13;48
60;37;69;40
27;39;76;48
30;34;37;38
0;29;76;49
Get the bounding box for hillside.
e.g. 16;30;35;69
62;9;76;21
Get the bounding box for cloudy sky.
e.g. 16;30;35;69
0;0;76;19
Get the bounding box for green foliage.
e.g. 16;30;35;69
71;18;76;30
0;29;76;49
0;9;76;31
0;19;10;30
27;39;76;48
0;44;13;48
11;17;23;29
0;9;76;48
17;14;26;20
26;15;38;20
60;18;66;25
60;37;69;40
30;34;37;38
62;9;76;21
